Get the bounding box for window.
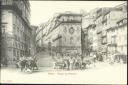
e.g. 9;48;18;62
17;51;19;57
62;17;65;21
6;0;12;5
64;37;66;42
111;35;116;44
63;26;67;33
15;15;18;25
20;30;22;37
13;49;16;56
102;37;107;44
109;13;110;18
13;25;16;34
16;42;18;48
19;43;20;49
70;16;73;21
69;27;75;34
2;0;7;5
2;12;6;21
77;26;80;32
20;50;22;57
18;36;20;41
70;37;73;44
13;42;15;47
123;19;127;23
17;27;19;35
13;14;16;24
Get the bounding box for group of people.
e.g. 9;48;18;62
13;55;38;72
53;53;97;70
1;57;8;67
106;53;127;64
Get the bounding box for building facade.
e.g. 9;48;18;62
93;8;111;60
106;2;127;60
42;12;82;56
1;0;31;66
82;9;97;56
31;25;38;56
36;24;44;52
82;2;127;62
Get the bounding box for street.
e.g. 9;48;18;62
0;62;127;84
0;1;127;84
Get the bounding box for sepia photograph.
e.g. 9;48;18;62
0;0;127;84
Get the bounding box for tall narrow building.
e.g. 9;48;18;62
43;12;82;56
1;0;31;66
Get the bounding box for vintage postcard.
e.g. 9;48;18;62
0;0;127;84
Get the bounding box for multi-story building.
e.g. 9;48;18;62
36;24;43;52
105;9;124;52
94;8;111;60
1;0;31;66
82;2;127;62
106;2;127;62
35;22;50;52
31;25;38;56
43;12;82;56
82;9;97;56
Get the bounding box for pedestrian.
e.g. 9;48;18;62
93;53;96;67
66;54;70;70
4;57;8;67
75;56;79;69
78;55;82;69
13;57;19;68
20;57;27;71
72;56;76;70
69;57;74;70
109;53;114;65
82;57;87;69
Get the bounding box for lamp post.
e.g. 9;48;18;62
29;48;31;56
1;23;7;66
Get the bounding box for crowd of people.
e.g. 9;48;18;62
1;57;8;67
13;55;38;73
1;51;126;73
52;53;97;70
52;51;127;70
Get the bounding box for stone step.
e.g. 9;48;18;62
35;51;54;67
37;57;54;67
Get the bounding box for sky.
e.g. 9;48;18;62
30;1;126;26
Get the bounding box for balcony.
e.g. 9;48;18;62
97;25;102;34
102;41;107;45
83;30;88;35
107;43;117;47
97;29;102;34
52;35;62;42
61;20;82;23
102;18;107;24
101;31;107;38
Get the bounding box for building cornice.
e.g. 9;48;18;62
106;22;127;31
1;4;31;30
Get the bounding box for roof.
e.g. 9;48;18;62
57;12;82;19
114;2;127;9
117;18;127;24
